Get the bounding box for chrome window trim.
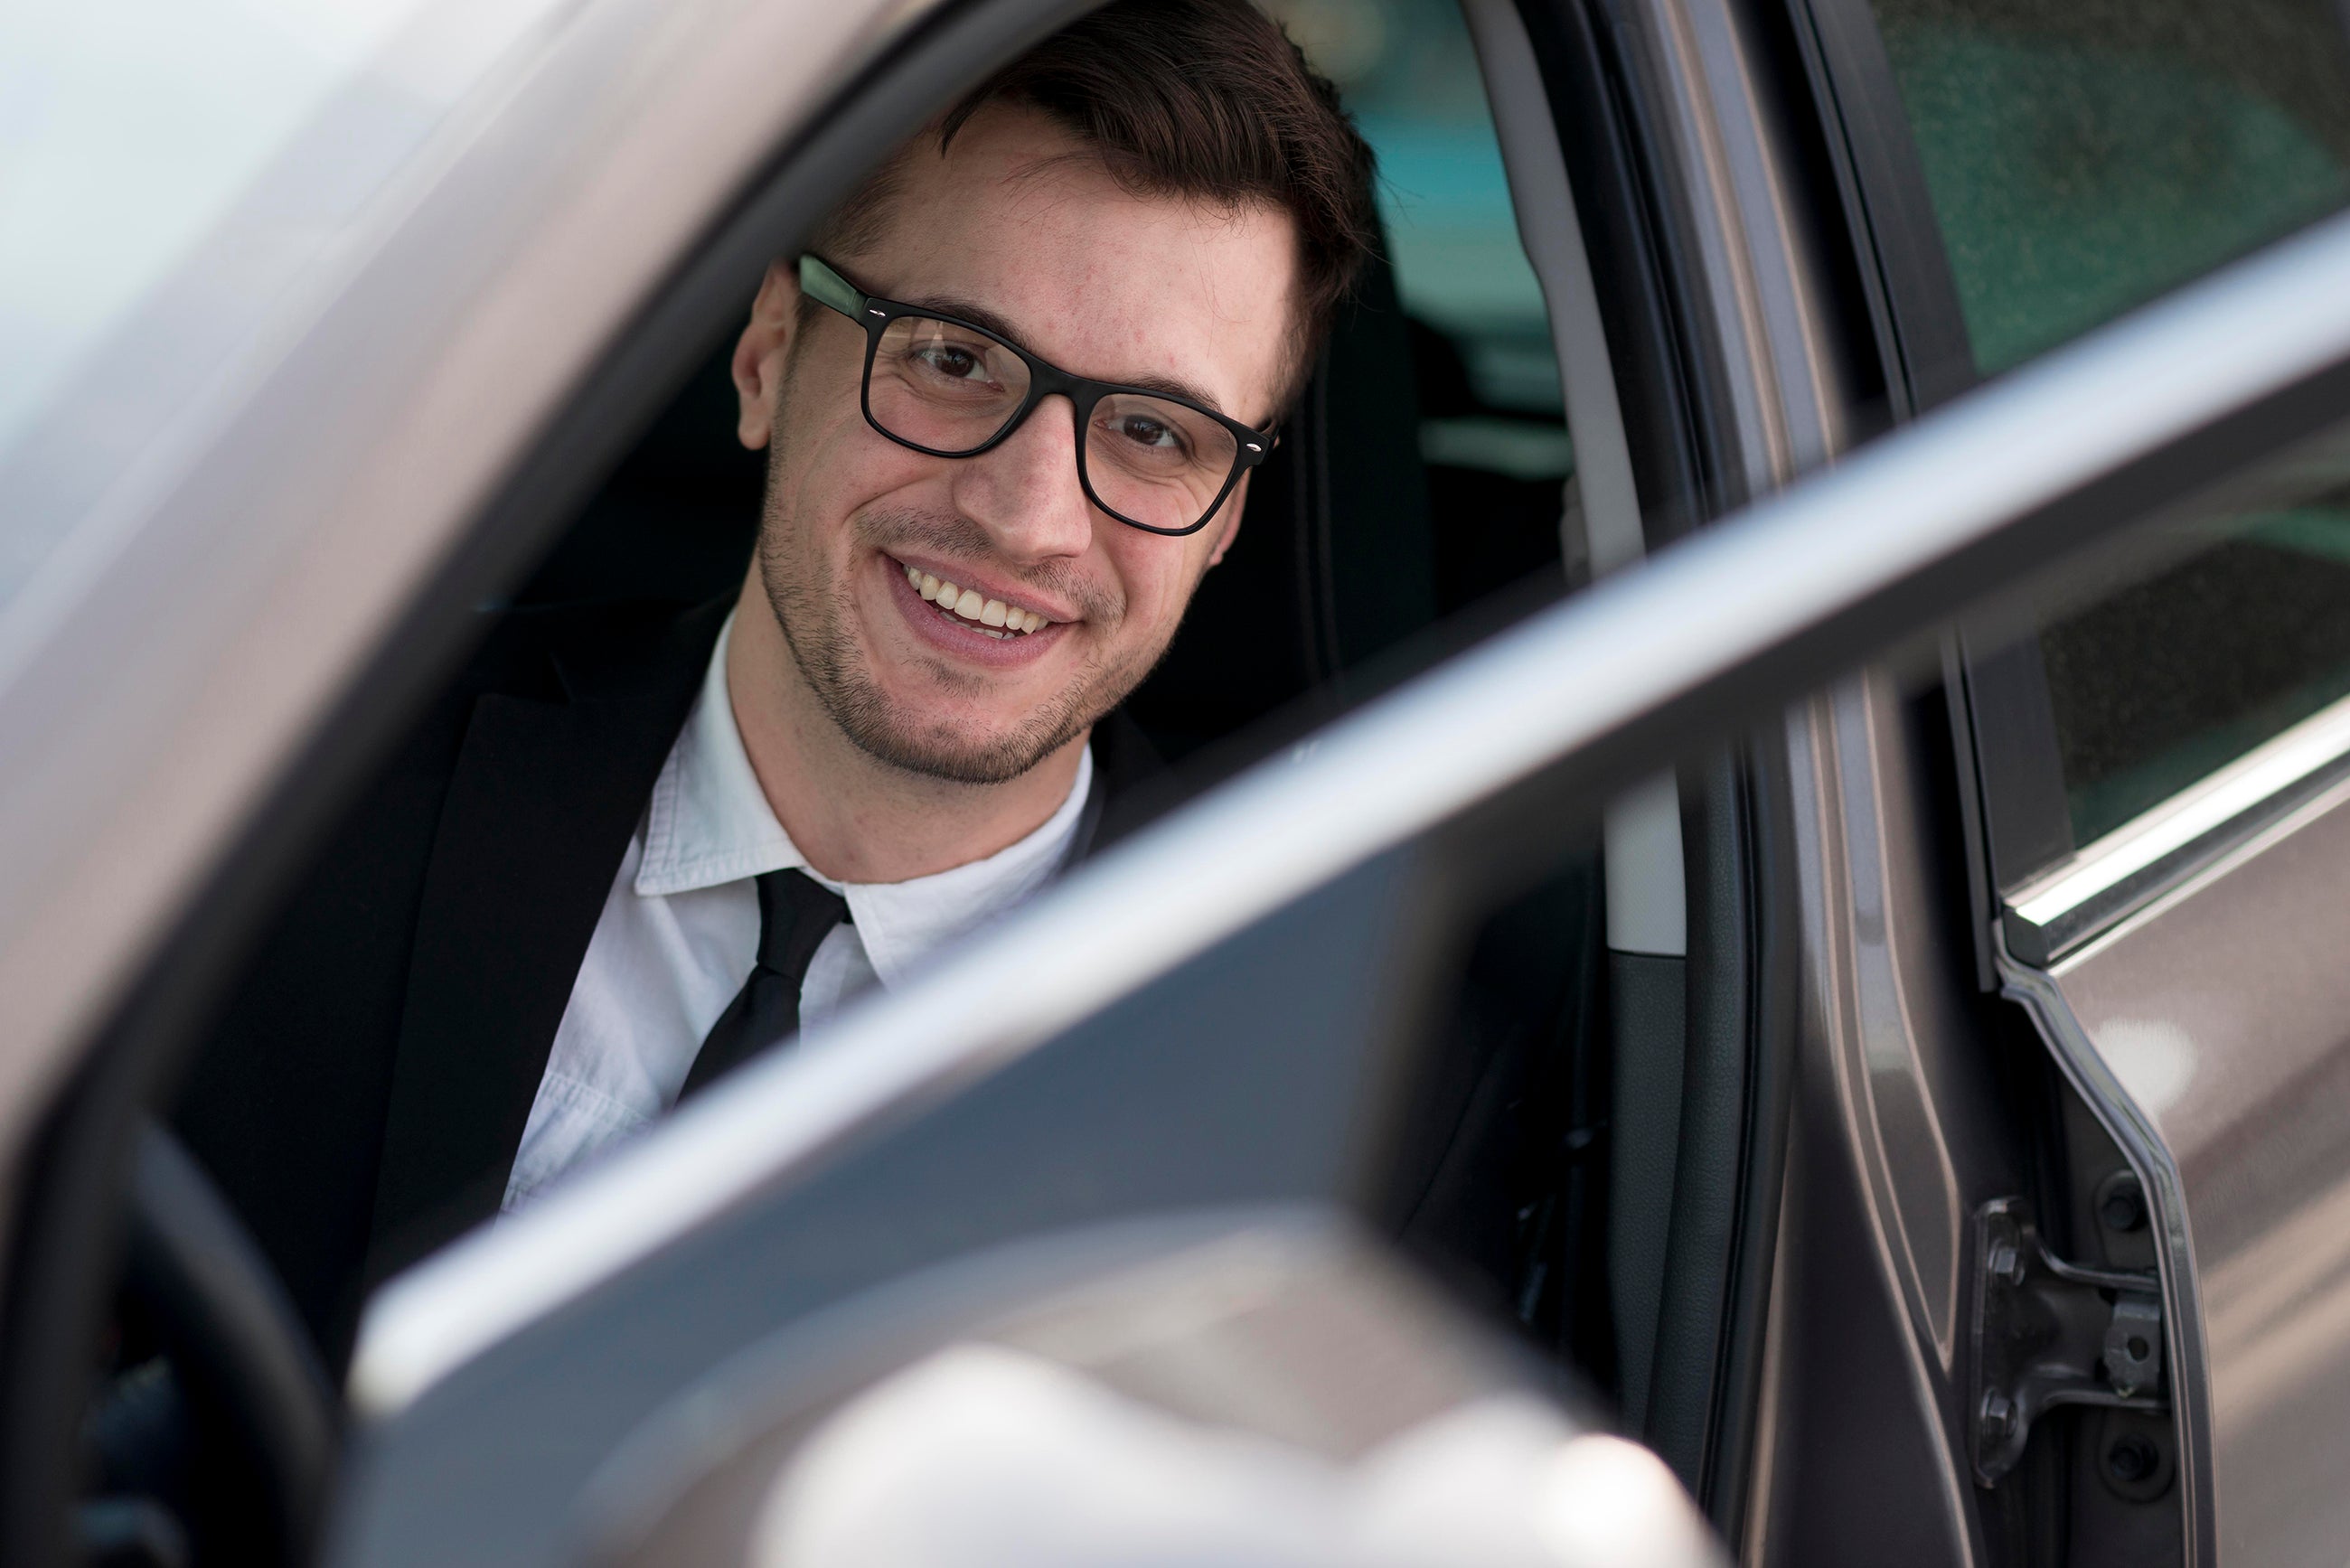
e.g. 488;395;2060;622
2001;691;2350;964
353;205;2350;1417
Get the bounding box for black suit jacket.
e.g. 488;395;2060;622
172;596;1165;1367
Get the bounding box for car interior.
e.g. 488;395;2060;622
492;194;1618;1341
58;4;1694;1565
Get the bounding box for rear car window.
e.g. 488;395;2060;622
1860;0;2350;377
1274;0;1573;506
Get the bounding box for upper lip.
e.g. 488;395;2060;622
888;552;1078;624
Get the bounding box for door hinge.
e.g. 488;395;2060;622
1970;1197;2167;1485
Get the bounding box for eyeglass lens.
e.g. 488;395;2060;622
870;314;1241;532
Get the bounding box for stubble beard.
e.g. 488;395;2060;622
757;494;1173;788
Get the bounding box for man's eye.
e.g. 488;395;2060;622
916;344;989;380
1112;414;1183;452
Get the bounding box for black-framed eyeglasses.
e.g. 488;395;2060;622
798;254;1275;538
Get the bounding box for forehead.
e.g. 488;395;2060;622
851;107;1300;423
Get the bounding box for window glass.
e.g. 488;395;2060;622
2039;437;2350;844
1862;0;2350;376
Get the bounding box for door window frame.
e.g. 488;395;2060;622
1788;0;2350;965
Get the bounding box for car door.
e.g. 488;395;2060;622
322;206;2350;1568
0;0;1669;1559
6;4;2350;1568
1765;2;2350;1563
1965;434;2350;1568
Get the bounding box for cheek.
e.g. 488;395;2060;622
1106;537;1215;634
771;398;935;544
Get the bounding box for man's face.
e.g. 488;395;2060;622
732;106;1299;784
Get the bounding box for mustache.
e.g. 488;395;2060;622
852;506;1123;624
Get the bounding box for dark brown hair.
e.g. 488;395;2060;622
815;0;1379;408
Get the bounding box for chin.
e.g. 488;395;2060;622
839;686;1086;786
853;725;1069;787
773;572;1103;784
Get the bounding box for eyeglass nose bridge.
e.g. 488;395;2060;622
974;361;1104;461
974;380;1171;540
958;382;1108;515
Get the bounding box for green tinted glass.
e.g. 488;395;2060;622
1866;0;2350;376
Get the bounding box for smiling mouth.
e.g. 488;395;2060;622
896;559;1054;640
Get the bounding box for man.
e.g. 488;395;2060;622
174;0;1379;1366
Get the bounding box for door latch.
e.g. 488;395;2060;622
1970;1197;2167;1484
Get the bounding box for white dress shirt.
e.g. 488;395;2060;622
503;612;1093;1211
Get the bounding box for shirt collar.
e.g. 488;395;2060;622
634;609;1094;985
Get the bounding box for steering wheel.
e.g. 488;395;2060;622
88;1123;337;1568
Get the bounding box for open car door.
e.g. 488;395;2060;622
335;221;2350;1568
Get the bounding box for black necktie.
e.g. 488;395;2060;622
679;868;851;1100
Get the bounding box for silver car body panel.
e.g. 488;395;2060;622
354;206;2350;1416
0;0;935;1225
582;1208;1726;1568
1773;672;1997;1566
1605;4;1990;1556
2021;772;2350;1565
1615;0;1852;496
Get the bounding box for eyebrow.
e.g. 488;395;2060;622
909;291;1237;420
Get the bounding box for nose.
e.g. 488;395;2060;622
947;395;1097;565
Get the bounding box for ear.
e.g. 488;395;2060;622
1205;471;1251;568
732;259;804;451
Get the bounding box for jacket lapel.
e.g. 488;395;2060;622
1072;706;1172;860
368;599;729;1275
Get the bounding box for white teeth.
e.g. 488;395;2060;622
898;560;1054;634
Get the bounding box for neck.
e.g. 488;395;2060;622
724;578;1088;884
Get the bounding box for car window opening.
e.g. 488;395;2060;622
97;5;1605;1563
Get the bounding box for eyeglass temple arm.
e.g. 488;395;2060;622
798;254;869;320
